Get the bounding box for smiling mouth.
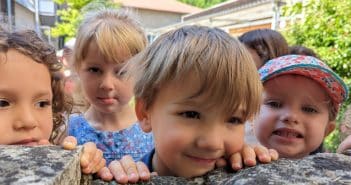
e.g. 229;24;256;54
186;155;218;164
273;129;303;138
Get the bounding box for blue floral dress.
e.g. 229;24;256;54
68;114;154;164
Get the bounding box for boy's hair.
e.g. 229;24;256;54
259;55;349;121
132;25;262;121
73;9;147;71
238;29;289;64
0;28;73;143
289;45;319;59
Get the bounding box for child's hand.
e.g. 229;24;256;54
61;136;106;174
216;144;278;170
337;135;351;154
107;155;151;184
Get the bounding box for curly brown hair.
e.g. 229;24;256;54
0;28;72;143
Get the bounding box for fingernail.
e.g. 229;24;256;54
129;173;137;180
232;163;241;169
140;172;148;178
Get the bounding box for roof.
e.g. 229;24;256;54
115;0;202;14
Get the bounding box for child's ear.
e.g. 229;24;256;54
324;121;336;137
135;98;152;133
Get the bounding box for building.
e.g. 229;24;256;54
115;0;201;41
151;0;288;37
0;0;57;44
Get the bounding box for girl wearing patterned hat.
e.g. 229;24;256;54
254;54;348;159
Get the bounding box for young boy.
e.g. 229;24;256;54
106;25;278;183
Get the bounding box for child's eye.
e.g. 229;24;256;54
36;100;52;108
228;117;243;125
265;101;282;109
0;100;10;107
302;106;318;113
179;111;200;119
87;67;101;74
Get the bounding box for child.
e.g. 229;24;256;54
106;25;278;183
68;9;153;165
254;55;348;158
0;28;106;176
238;28;289;68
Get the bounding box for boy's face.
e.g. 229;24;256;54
0;50;53;145
136;73;245;178
255;75;335;158
78;41;133;113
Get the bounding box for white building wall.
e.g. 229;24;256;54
14;3;35;30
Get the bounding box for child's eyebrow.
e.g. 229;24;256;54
33;91;53;99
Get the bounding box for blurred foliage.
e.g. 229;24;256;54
178;0;228;8
50;0;118;40
324;80;351;152
282;0;351;152
282;0;351;78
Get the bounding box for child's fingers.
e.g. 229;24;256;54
96;167;113;181
108;160;128;184
253;145;271;163
136;161;151;181
80;142;97;169
337;135;351;153
215;157;227;168
120;155;139;183
269;149;279;161
229;152;242;171
242;145;256;166
90;149;105;173
62;136;77;150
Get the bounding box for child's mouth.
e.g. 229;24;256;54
11;139;39;146
273;128;303;138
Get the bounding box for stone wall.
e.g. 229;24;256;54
1;146;351;185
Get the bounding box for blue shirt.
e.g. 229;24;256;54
68;114;154;164
140;148;155;172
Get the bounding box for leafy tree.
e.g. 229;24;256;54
283;0;351;78
283;0;351;152
178;0;228;8
51;0;118;39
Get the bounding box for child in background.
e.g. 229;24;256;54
68;9;153;165
107;25;278;183
238;28;289;68
254;55;348;158
0;28;106;175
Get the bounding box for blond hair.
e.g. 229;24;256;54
132;26;262;121
73;9;147;70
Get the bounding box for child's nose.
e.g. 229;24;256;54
196;125;224;151
100;73;115;91
281;108;299;124
13;105;38;130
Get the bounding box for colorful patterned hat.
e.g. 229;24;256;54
259;55;349;112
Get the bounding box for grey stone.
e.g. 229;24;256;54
0;145;82;185
93;153;351;185
1;146;351;185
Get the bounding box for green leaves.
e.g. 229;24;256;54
50;0;118;40
177;0;228;8
283;0;351;78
